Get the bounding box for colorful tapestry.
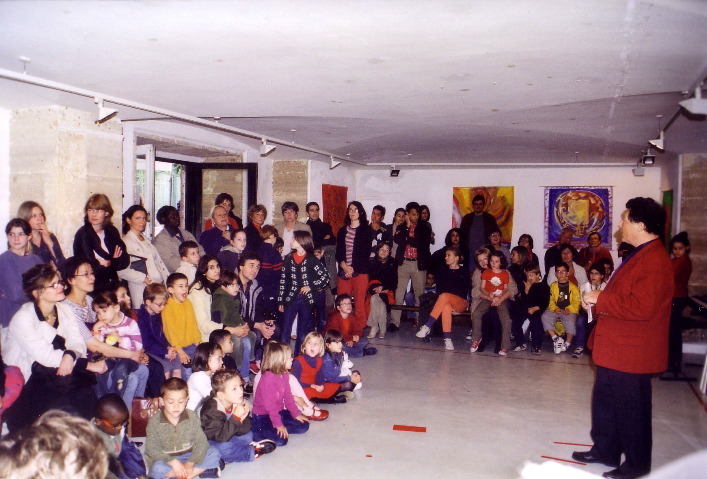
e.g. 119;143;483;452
322;184;348;234
452;186;514;245
544;186;613;249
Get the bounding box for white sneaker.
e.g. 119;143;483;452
444;338;454;351
354;381;363;391
561;341;570;353
465;329;473;340
367;326;379;339
553;336;565;355
416;325;431;338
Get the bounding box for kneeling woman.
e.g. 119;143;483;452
415;247;469;350
3;263;107;431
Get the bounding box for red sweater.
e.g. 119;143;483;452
325;311;363;343
672;255;692;298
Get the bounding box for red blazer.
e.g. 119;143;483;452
589;239;673;374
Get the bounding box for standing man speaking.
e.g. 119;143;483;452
573;197;673;479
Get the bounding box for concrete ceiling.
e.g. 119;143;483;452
0;0;705;166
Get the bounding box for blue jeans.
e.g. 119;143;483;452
232;333;254;380
313;289;327;332
343;336;369;358
251;410;309;447
149;446;221;478
121;363;149;407
281;295;313;355
209;431;255;463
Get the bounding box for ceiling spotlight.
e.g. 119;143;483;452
679;86;707;115
648;130;664;151
95;98;118;124
259;138;276;157
390;165;400;177
330;156;341;169
641;154;655;166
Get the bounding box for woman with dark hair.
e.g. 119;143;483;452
419;205;436;245
119;205;170;308
17;201;66;270
0;218;42;329
336;201;373;330
390;208;406;258
546;244;587;287
188;254;230;342
429;228;467;276
152;205;203;273
244;204;268;252
279;231;330;354
203;193;243;231
256;225;282;310
72;194;130;292
3;263;107;431
517;234;539;265
508;246;529;289
366;242;398;339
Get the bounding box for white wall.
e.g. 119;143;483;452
0;107;9;253
355;165;664;272
307;159;358;219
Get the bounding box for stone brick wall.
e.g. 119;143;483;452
272;160;308;224
10;106;123;256
680;154;706;296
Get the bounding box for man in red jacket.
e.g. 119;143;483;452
573;197;673;479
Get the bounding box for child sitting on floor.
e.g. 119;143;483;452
92;393;147;479
322;329;362;396
145;378;221;479
187;342;224;411
200;369;276;465
292;331;345;405
251;341;309;447
541;262;581;355
325;294;377;358
138;283;182;379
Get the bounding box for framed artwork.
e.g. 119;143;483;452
322;184;348;234
544;186;613;249
452;186;514;245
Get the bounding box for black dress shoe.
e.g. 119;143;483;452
387;324;399;333
602;468;644;479
572;451;620;467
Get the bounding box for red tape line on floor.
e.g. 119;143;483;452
541;456;586;465
393;425;427;433
553;442;593;447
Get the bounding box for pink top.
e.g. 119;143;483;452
252;371;301;427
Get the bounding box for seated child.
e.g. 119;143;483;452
187;342;224;411
513;262;550;355
541;262;581;355
251;341;309;447
162;273;202;367
145;378;221;479
322;329;362;396
253;370;329;421
115;281;138;321
92;290;146;406
470;250;513;356
325;294;377;358
0;353;24;427
292;332;344;404
200;369;276;464
138;283;183;379
211;270;256;383
92;393;147;479
176;241;200;285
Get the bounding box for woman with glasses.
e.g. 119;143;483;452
3;263;107;432
17;201;66;270
0;218;42;330
73;193;130;292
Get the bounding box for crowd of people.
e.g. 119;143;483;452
0;192;693;479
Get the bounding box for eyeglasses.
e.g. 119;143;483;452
44;280;66;290
74;271;95;278
99;418;128;432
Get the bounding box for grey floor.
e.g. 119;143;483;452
226;323;707;479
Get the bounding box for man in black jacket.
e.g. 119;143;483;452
459;194;500;258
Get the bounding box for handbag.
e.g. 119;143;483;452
129;254;148;275
128;397;161;438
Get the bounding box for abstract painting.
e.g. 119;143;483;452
544;186;613;249
322;184;348;234
452;186;514;245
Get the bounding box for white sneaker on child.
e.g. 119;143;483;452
416;325;431;338
444;338;454;351
354;381;363;391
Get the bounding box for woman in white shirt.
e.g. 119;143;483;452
119;205;170;308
